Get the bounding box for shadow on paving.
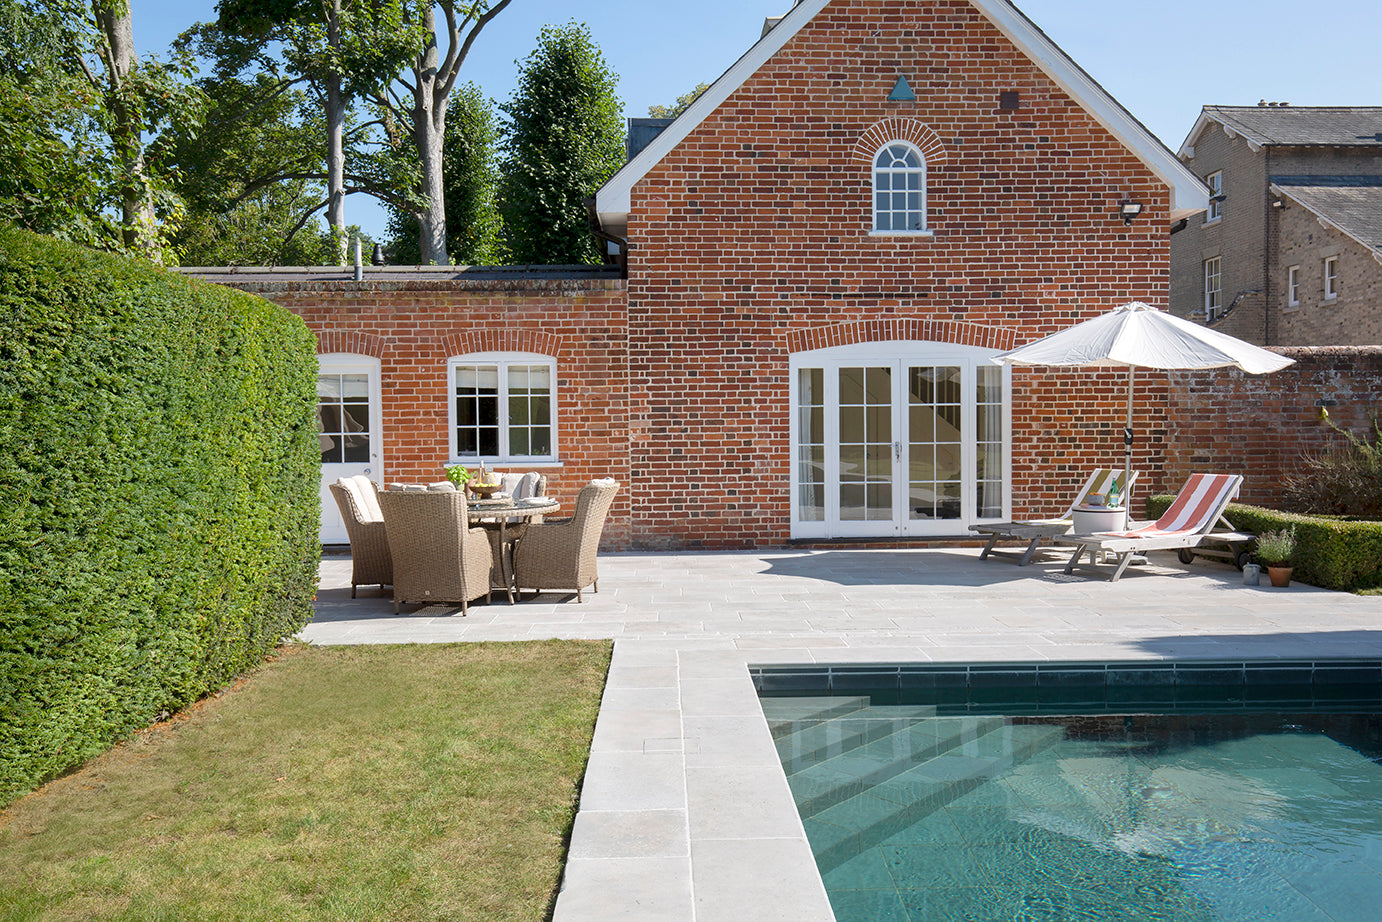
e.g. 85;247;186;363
759;549;1227;587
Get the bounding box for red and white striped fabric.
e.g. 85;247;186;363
1101;473;1241;539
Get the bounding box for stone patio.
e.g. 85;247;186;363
306;547;1382;922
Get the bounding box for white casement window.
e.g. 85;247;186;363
1287;265;1300;307
1206;171;1223;222
447;353;557;463
872;142;927;233
1324;256;1339;300
1204;256;1222;319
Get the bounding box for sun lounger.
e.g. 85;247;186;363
970;468;1137;565
1056;472;1246;581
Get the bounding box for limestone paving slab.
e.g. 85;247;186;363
306;548;1382;922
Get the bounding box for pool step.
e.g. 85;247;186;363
790;718;1065;873
760;696;872;739
783;713;1002;817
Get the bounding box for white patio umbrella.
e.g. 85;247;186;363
994;301;1294;518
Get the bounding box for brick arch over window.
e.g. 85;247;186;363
852;118;948;167
786;319;1016;354
316;330;386;358
440;329;563;359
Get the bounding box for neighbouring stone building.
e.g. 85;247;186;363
1170;104;1382;346
194;0;1248;549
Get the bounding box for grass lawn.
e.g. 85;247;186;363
0;641;611;921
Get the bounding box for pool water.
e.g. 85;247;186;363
763;697;1382;921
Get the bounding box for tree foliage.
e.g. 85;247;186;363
384;82;503;265
209;0;422;263
0;0;202;261
498;22;624;266
648;82;709;119
370;0;511;265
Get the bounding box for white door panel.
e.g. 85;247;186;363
317;356;382;544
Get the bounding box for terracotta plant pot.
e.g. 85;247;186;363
1267;566;1293;588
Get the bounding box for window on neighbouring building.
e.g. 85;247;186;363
872;142;927;233
1206;171;1223;222
1287;265;1300;307
448;354;556;462
1324;256;1339;300
1204;256;1222;319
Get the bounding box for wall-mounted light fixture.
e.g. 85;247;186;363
1119;201;1144;224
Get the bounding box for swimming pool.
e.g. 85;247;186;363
756;661;1382;922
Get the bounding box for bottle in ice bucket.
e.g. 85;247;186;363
1107;480;1121;509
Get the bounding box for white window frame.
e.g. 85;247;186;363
1204;256;1222;319
447;351;558;465
1287;264;1300;308
1206;171;1223;223
870;141;931;236
1324;256;1339;300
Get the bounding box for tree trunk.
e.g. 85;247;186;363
412;4;448;265
325;0;347;265
93;1;159;261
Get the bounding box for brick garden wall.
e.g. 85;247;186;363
233;278;635;548
1163;346;1382;508
624;0;1174;547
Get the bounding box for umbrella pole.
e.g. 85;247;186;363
1124;366;1134;529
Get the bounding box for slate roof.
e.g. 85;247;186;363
1199;106;1382;148
1271;176;1382;255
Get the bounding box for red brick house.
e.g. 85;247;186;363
200;0;1214;549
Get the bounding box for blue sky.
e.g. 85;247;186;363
130;0;1382;241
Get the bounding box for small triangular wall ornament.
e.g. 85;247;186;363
888;75;915;101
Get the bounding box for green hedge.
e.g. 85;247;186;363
1147;494;1382;593
0;225;320;804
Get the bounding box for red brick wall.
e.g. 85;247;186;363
1164;347;1382;509
233;279;635;548
624;0;1174;547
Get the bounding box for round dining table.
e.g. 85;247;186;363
468;495;561;603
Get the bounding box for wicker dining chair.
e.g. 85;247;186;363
375;489;493;615
512;480;619;602
328;476;392;598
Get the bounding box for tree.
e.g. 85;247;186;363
371;0;511;265
211;0;420;263
0;0;201;261
498;22;624;266
648;82;708;119
383;82;502;265
167;71;336;265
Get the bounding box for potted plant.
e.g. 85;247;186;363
1254;527;1296;587
445;465;473;488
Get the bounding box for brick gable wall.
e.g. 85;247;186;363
624;0;1173;546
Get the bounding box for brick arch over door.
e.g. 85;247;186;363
316;330;386;358
853;118;948;167
786;319;1016;354
440;329;562;358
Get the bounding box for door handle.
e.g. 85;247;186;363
894;441;901;460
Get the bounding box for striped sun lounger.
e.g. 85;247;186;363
970;467;1138;566
1056;473;1246;582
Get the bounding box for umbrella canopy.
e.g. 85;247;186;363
995;302;1294;519
997;301;1294;374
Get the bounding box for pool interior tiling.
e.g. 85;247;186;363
761;662;1382;922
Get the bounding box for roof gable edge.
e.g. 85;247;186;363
594;0;830;228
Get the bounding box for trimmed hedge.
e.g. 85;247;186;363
1147;494;1382;593
0;225;320;804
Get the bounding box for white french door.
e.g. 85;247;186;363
790;343;1009;539
317;354;382;544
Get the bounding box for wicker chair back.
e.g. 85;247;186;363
375;489;492;614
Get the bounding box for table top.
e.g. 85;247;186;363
1074;504;1126;513
468;496;560;518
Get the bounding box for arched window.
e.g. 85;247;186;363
872;142;927;233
